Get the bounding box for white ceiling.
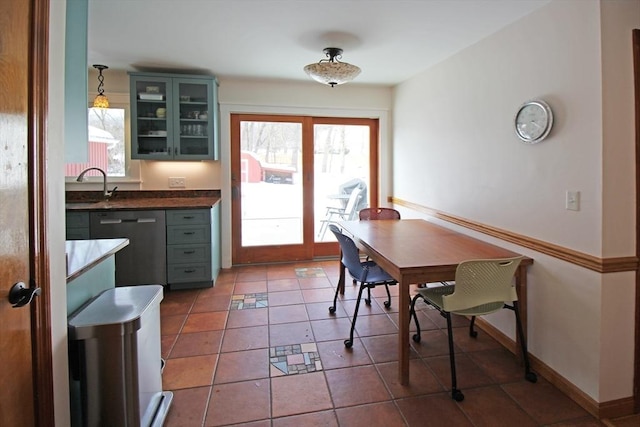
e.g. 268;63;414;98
88;0;550;86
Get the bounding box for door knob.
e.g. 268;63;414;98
8;282;41;308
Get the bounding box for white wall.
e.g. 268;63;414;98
49;2;71;425
392;0;638;403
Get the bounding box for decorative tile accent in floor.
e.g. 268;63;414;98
269;343;322;377
230;293;268;310
294;267;326;278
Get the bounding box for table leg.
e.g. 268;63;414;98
398;278;410;385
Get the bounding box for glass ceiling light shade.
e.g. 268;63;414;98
92;64;110;108
304;47;361;87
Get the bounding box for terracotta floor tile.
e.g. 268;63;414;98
271;372;333;417
467;347;531;384
389;309;440;332
221;325;269;353
272;410;338;427
335;401;406;427
182;311;228;333
396;393;473;427
449;325;502;353
409;329;457;358
160;298;195;316
269;321;315;346
205;379;271;426
164;386;210;427
502;380;591;425
298;277;333;289
306;301;348;320
267;278;300;292
353;313;398;337
191;294;231;313
226;307;269;328
206;282;234;296
214;348;270;384
301;288;337;303
170;330;223;358
163;354;217;390
325;365;391;408
376;359;444;398
424;353;494;391
236;269;268;282
310;317;353;342
161;314;187;335
234;280;268;294
269;304;309;324
316;338;373;370
268;290;304;306
161;334;177;359
460;385;539;427
361;334;419;364
342;298;386;316
267;265;298;280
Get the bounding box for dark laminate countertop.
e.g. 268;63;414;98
65;190;221;211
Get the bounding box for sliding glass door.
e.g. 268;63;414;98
231;114;378;264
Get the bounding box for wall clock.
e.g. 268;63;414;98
514;99;553;144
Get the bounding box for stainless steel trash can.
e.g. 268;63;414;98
68;285;172;427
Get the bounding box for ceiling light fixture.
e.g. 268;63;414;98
304;47;361;87
92;64;110;108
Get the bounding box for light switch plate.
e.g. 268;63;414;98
566;190;580;211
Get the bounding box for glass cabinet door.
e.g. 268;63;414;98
131;77;173;159
173;78;214;160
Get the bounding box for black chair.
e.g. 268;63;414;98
328;224;397;348
409;257;537;401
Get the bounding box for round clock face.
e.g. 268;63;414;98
515;100;553;143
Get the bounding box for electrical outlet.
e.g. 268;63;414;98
566;190;580;211
169;177;186;188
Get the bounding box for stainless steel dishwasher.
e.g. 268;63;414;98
90;210;166;286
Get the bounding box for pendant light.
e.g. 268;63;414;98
304;47;361;87
92;64;110;108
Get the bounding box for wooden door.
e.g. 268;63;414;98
0;0;53;425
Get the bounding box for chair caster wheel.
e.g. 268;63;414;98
525;372;538;383
344;339;353;349
364;298;371;305
384;301;391;309
452;389;465;402
328;306;336;314
469;330;478;338
412;334;421;343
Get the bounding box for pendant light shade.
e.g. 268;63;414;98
304;48;361;87
92;64;110;108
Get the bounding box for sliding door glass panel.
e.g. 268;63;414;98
314;124;371;242
240;120;303;246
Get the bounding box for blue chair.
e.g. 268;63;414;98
328;224;397;348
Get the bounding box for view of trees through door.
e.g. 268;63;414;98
231;114;378;264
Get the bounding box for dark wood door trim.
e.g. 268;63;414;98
29;0;55;424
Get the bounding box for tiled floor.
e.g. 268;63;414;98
159;260;610;427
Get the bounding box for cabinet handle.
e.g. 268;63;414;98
182;216;195;219
183;231;195;235
168;147;172;155
183;250;195;254
184;269;196;273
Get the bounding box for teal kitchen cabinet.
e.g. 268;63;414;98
129;72;219;161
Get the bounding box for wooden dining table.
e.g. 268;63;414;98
338;219;533;385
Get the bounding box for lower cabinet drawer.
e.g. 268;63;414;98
167;244;210;264
167;224;211;245
167;263;211;283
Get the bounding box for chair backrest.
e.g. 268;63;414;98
328;224;367;281
442;257;522;314
343;187;363;220
359;207;401;221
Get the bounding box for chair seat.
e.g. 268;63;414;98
354;260;396;284
417;286;506;316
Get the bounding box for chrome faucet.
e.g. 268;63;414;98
76;167;117;200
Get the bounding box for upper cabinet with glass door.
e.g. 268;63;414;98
129;72;219;160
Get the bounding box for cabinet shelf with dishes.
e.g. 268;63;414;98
129;72;219;160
